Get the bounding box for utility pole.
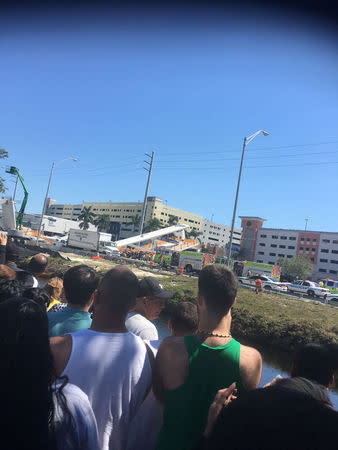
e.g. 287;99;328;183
139;151;155;236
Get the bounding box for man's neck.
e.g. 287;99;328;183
198;311;232;335
67;302;91;312
131;304;146;318
90;313;128;333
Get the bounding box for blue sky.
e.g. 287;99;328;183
1;6;337;231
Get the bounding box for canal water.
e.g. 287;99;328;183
153;316;338;409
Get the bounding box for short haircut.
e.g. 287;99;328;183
44;277;63;300
168;302;198;334
198;264;237;316
16;271;35;289
291;343;338;387
6;240;20;263
98;266;139;313
0;264;16;280
24;288;51;310
0;280;22;303
63;265;99;306
27;254;48;274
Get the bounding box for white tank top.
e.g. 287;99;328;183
62;329;152;450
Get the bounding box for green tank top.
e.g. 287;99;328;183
156;335;245;450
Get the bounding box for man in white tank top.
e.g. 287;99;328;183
50;266;152;450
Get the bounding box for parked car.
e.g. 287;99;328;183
287;280;330;298
324;292;338;303
238;275;287;292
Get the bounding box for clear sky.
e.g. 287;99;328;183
1;4;337;231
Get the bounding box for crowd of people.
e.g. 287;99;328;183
0;231;337;449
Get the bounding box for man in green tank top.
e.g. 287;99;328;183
153;264;262;450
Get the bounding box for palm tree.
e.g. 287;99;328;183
168;215;179;226
130;214;141;233
144;218;163;232
94;214;111;232
186;229;201;239
78;206;96;230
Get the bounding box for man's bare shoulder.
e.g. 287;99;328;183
158;336;186;354
240;344;262;391
50;334;72;376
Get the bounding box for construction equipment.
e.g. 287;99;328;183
5;166;28;230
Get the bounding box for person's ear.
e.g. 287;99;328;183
93;289;100;307
232;297;237;307
328;374;335;388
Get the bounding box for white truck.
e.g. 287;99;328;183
287;280;330;298
67;229;112;252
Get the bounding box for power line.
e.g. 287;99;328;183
156;149;338;163
154;160;338;170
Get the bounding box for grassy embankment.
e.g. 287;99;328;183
33;256;338;353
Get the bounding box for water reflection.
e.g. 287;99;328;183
154;316;338;409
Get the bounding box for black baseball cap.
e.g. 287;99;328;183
138;277;173;300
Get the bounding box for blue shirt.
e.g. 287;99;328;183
48;306;92;338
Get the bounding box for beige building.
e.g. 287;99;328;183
47;197;203;232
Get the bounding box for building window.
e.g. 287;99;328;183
288;246;295;249
278;254;284;257
301;238;304;242
289;237;296;240
258;251;264;255
312;248;315;252
269;253;276;256
306;248;309;251
329;270;338;274
257;260;263;263
321;249;329;253
319;269;327;273
279;245;286;249
310;258;314;262
268;261;274;265
313;239;317;243
300;247;304;250
333;240;338;244
260;234;267;238
259;243;265;247
271;244;277;248
332;250;338;254
281;236;287;240
287;255;293;259
323;239;330;243
330;260;338;264
272;235;278;239
320;259;328;263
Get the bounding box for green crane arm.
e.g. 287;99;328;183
6;166;29;230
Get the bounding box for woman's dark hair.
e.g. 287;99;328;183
0;297;71;449
16;270;36;289
0;279;22;303
24;287;51;309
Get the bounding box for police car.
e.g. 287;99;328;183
287;280;330;298
238;275;287;292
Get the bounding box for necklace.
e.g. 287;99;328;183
197;330;232;339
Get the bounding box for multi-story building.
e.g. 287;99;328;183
239;216;338;281
200;220;241;248
47;197;204;238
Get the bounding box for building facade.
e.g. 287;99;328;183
240;216;338;281
200;220;241;248
47;197;204;238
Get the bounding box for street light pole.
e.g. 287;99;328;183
226;130;269;266
139;151;155;236
36;158;77;244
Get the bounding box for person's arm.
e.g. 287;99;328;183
0;232;7;264
240;345;262;391
50;335;72;376
153;337;188;404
